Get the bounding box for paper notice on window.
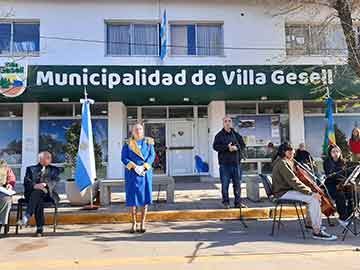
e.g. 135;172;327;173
295;37;305;44
271;116;280;138
0;186;16;196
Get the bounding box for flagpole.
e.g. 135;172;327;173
83;87;94;208
80;87;98;210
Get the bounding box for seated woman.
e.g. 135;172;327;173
324;144;353;228
0;159;16;233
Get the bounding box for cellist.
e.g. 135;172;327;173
272;142;337;241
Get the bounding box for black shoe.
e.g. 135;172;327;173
223;203;230;209
35;227;43;237
234;203;248;208
312;230;337;241
35;232;43;237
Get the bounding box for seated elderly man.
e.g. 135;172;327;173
18;151;63;237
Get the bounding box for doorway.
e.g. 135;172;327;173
167;120;195;176
144;122;167;175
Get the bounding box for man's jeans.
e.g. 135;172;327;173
219;164;242;205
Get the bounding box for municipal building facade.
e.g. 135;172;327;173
0;0;359;182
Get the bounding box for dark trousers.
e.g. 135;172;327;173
26;189;52;229
219;164;242;205
325;182;353;221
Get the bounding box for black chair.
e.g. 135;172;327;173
259;174;307;239
15;197;58;234
1;222;10;235
1;202;17;236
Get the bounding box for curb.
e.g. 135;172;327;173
9;206;307;226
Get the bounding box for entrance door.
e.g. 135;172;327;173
167;121;194;176
144;123;166;175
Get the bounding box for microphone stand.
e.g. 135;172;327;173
231;129;247;229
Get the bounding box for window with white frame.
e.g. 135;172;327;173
0;104;23;181
285;24;347;56
226;101;289;175
170;23;224;56
106;22;159;56
304;100;360;159
39;103;108;179
0;21;40;55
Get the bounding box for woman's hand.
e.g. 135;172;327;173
6;184;12;190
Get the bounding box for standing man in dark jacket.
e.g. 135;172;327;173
18;151;63;237
213;116;246;208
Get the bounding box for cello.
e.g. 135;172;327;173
293;160;336;217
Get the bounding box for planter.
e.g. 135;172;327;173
65;179;94;206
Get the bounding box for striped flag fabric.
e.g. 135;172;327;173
160;9;167;61
75;92;96;192
322;97;336;156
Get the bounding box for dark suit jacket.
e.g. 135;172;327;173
24;164;63;203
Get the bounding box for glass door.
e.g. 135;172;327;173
144;122;167;175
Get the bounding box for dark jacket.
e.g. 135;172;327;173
294;149;312;165
272;157;311;198
213;128;246;165
24;164;63;203
323;158;346;186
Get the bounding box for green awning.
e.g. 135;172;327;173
0;64;359;105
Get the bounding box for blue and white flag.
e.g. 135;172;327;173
75;93;96;192
160;9;167;61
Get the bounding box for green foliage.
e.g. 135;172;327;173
0;77;11;88
334;124;351;160
64;120;103;177
322;124;351;161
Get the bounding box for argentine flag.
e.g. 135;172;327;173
75;95;96;192
160;9;167;61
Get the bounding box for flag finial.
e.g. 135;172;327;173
84;87;88;100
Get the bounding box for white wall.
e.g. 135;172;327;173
107;102;127;178
208;100;225;178
0;0;345;67
21;103;39;180
289;100;305;147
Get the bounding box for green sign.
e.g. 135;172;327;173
0;65;358;104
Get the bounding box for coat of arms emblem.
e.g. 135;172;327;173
0;62;27;97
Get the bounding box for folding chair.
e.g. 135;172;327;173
259;174;307;239
15;197;58;234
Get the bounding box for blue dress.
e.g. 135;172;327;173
121;137;156;207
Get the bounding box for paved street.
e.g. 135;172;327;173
1;219;359;270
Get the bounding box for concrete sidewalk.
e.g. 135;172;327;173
1;220;359;270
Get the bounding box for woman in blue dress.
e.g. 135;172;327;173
121;123;155;233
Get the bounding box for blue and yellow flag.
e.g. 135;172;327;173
322;97;336;156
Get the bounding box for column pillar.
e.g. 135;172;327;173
107;102;127;178
208;101;226;178
21;103;39;180
289;100;305;147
